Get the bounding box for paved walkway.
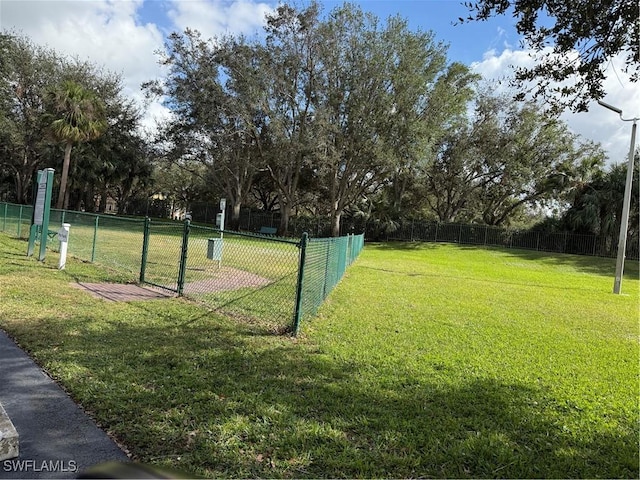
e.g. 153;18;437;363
0;330;129;479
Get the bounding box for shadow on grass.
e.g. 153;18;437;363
366;240;443;251
367;241;639;280
16;311;638;479
489;246;640;280
357;264;605;293
0;238;39;274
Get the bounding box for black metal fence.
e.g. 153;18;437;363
379;219;638;260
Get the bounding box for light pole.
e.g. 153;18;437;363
597;100;638;294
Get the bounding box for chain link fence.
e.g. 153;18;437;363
5;197;639;330
139;221;301;332
187;228;300;332
295;233;365;330
0;202;147;274
234;207;638;260
1;202;33;239
0;202;364;334
49;209;146;274
2;199;636;262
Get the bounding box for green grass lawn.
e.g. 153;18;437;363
0;234;637;478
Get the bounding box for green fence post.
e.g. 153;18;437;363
140;217;150;283
2;203;7;232
91;215;99;262
292;232;309;336
27;172;41;257
322;240;331;298
37;168;54;261
177;219;191;296
17;205;23;238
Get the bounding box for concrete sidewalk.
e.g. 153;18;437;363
0;330;129;479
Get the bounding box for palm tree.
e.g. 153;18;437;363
48;80;107;209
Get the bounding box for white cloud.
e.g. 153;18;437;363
471;48;639;166
166;0;273;40
3;1;636;167
0;0;170;131
0;0;274;137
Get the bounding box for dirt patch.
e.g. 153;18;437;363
71;283;174;302
181;266;272;294
72;267;272;302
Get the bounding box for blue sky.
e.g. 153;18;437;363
0;0;637;164
133;0;518;65
319;0;518;65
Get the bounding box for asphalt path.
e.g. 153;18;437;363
0;330;129;479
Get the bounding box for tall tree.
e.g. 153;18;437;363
423;92;607;225
47;79;107;209
1;32;150;209
317;9;411;234
461;0;639;112
0;32;61;203
378;61;479;223
259;3;322;235
84;99;152;214
145;30;262;230
562;154;639;256
423;125;482;222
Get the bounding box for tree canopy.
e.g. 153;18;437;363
0;3;625;241
148;2;479;235
0;31;153;212
462;0;639;112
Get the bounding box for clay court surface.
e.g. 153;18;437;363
72;266;271;302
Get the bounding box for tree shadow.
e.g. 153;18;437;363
366;241;443;251
463;244;640;280
14;311;638;479
367;240;639;281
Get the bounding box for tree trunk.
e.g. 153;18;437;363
330;209;342;237
230;201;241;231
63;185;71;210
14;172;25;205
56;142;73;209
100;191;108;213
278;198;291;236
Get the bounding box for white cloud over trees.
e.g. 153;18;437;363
471;46;639;165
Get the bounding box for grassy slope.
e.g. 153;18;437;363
0;235;637;478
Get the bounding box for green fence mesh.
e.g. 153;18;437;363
140;220;185;290
297;233;365;326
0;203;33;239
0;202;364;333
48;209;146;275
137;220;302;331
184;226;300;332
